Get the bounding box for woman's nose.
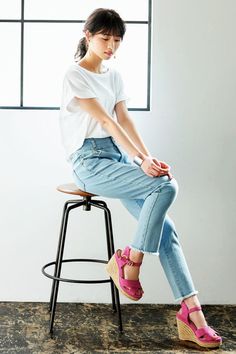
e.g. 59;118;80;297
107;40;115;50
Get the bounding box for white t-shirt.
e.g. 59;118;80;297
59;63;128;160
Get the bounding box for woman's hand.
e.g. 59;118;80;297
141;157;173;179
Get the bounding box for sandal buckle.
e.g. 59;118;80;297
121;255;134;266
127;260;134;266
121;254;128;260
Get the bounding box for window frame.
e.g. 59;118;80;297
0;0;152;111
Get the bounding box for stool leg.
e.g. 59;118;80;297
49;201;70;312
49;200;82;312
49;201;83;335
104;206;123;333
49;207;69;335
91;200;123;333
103;206;117;312
90;201;116;310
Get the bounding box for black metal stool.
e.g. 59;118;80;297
42;183;123;335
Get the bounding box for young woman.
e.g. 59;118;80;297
59;8;222;349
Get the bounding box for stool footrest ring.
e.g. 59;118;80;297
42;258;111;284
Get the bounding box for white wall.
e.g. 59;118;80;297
0;0;235;304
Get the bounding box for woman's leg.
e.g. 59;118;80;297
73;138;179;255
73;138;194;300
121;199;197;299
121;198;207;329
72;138;178;296
72;138;221;343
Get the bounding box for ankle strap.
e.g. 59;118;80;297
121;246;142;267
189;306;202;314
181;301;202;317
121;254;142;267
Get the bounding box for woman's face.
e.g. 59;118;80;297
88;31;122;60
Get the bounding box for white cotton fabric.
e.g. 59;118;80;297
59;63;128;160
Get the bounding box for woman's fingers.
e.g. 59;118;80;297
142;157;172;178
152;158;161;167
150;164;161;173
148;167;165;177
152;158;170;172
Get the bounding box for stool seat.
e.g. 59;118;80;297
57;183;96;197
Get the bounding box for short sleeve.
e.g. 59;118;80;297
115;71;129;104
65;67;96;99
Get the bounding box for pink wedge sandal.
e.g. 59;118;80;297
176;301;222;348
106;246;144;301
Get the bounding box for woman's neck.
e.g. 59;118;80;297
79;54;104;74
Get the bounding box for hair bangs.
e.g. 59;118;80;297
98;22;125;39
90;9;126;39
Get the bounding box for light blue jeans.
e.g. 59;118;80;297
70;137;198;302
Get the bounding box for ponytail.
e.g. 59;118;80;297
74;37;87;61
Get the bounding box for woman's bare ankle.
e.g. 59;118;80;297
124;264;140;280
184;295;201;308
129;249;144;263
182;295;208;329
122;248;144;280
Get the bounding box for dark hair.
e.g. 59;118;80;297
74;8;126;61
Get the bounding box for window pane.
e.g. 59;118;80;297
0;0;21;19
0;23;21;106
108;24;148;108
23;23;148;108
25;0;148;21
24;23;84;106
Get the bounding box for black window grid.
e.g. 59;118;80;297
0;0;152;111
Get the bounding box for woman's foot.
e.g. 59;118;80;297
178;296;207;329
105;246;144;301
121;248;144;298
176;295;222;348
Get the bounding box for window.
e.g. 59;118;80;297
0;0;152;111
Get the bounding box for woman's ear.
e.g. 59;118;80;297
84;30;91;44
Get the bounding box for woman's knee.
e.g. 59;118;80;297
170;178;179;197
162;178;179;203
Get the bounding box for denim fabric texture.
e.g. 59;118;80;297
70;137;198;301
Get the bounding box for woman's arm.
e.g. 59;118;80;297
75;97;169;177
76;97;145;159
115;101;152;157
115;101;173;179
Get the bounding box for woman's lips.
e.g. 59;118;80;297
105;51;113;56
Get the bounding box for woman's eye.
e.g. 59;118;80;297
101;36;121;42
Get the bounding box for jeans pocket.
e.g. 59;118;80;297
81;156;101;172
73;149;102;168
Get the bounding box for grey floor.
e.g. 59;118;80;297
0;303;235;354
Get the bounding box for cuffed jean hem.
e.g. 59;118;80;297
129;244;160;256
174;290;199;303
